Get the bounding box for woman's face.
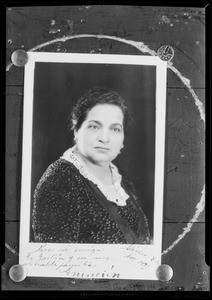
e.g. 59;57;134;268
75;104;124;165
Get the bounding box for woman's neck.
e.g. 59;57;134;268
73;149;113;185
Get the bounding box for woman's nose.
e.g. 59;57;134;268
98;129;110;143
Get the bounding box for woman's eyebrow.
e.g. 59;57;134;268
111;123;123;127
88;120;102;125
88;120;123;127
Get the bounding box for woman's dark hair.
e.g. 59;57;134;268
68;87;133;134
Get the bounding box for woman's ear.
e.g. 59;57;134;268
119;144;124;154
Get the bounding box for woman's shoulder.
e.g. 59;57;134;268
117;166;138;199
116;166;132;186
44;158;78;177
35;158;79;190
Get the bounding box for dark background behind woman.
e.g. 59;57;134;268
30;61;156;240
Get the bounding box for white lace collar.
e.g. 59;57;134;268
61;147;129;206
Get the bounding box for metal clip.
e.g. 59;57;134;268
9;264;27;282
157;45;174;62
11;49;29;67
156;264;173;282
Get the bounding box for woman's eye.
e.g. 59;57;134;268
88;125;99;130
113;127;121;132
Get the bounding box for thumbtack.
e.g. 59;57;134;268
157;45;174;61
11;49;29;67
156;264;173;282
9;264;27;282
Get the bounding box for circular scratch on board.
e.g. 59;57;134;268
162;185;205;255
6;34;205;254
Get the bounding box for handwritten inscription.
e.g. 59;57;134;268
22;244;160;279
121;244;160;269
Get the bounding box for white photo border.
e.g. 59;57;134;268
19;52;167;280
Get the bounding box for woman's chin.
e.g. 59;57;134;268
91;155;119;165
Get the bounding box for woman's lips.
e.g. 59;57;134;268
94;147;110;150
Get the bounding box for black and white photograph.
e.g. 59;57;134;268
18;52;167;280
4;5;208;292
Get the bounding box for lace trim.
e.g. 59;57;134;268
61;147;129;206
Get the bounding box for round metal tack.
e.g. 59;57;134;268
9;264;27;282
156;264;173;282
11;49;28;67
157;45;174;61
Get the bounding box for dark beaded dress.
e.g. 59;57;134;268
32;149;151;244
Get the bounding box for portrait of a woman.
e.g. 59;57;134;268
32;87;151;244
